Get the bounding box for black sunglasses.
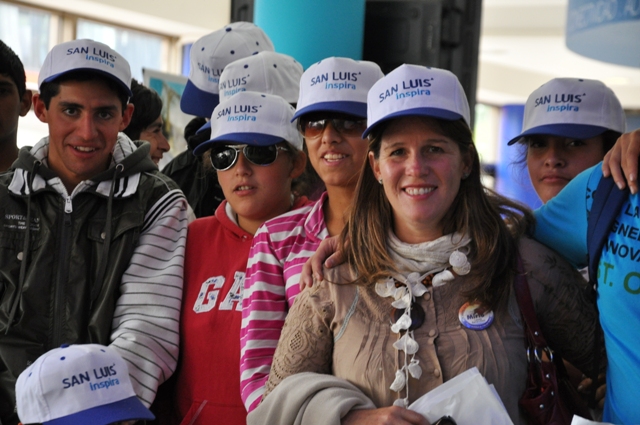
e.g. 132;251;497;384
209;144;289;171
297;116;366;139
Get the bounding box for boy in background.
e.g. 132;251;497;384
0;40;32;171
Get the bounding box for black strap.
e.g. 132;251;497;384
585;174;628;408
513;256;547;348
586;176;628;284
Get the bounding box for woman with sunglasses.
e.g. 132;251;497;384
248;65;600;425
240;57;384;412
163;91;308;425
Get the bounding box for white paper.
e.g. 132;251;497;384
571;416;614;425
408;367;513;425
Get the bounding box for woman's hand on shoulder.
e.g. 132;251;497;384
299;235;346;289
603;129;640;195
341;407;430;425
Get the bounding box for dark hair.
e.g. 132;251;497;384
184;116;208;140
598;130;620;153
0;40;27;97
39;71;129;112
341;116;533;310
184;116;209;152
293;143;325;199
123;79;163;140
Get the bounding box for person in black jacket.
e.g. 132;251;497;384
0;38;188;425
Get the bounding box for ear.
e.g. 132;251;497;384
33;93;48;123
119;103;135;131
461;145;474;177
368;151;381;181
19;89;33;117
289;150;307;179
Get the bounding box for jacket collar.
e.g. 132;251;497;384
8;133;157;198
303;191;330;243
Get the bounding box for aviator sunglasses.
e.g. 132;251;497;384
209;144;289;171
297;114;367;139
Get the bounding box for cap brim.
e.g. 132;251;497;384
180;79;220;117
507;123;611;145
362;107;463;138
292;101;367;121
193;133;283;156
45;396;155;425
41;68;132;97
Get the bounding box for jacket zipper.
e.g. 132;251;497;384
52;196;73;347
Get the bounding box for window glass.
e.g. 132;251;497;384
0;1;51;74
182;43;192;76
77;19;165;81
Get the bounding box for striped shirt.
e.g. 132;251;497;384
20;135;188;407
240;192;330;411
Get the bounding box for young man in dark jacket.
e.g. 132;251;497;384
0;39;188;425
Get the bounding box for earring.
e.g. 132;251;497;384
462;172;469;180
379;178;383;185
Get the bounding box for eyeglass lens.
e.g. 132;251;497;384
210;145;280;171
300;117;366;139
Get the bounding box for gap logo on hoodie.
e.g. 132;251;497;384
193;271;244;313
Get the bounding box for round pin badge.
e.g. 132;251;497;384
458;302;494;330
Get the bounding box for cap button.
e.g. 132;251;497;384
60;343;69;348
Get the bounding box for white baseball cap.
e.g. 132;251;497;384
292;57;384;121
193;91;303;155
507;77;625;145
219;51;303;103
16;344;154;425
181;22;275;118
364;64;470;137
38;39;132;96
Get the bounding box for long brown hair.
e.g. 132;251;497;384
340;117;533;310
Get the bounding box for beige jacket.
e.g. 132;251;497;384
263;237;599;424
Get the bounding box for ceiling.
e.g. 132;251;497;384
16;0;640;109
479;0;640;109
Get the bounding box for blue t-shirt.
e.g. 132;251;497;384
534;163;640;424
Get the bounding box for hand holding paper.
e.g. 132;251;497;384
408;367;513;425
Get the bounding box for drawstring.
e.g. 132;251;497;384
6;161;41;334
91;163;123;306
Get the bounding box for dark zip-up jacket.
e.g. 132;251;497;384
0;136;188;424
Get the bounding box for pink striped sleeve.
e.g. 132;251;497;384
240;203;326;412
240;218;293;412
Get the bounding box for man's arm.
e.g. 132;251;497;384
110;188;188;406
